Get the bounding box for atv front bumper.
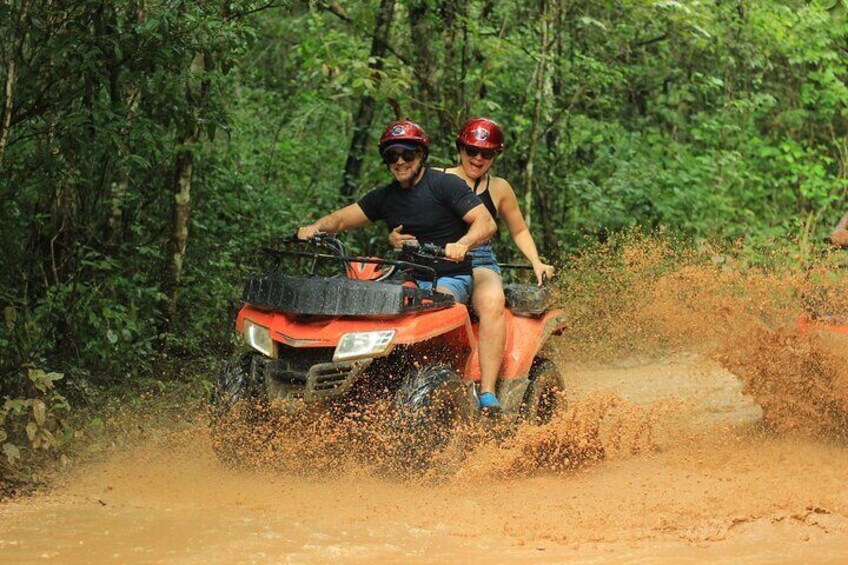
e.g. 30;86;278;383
252;354;373;403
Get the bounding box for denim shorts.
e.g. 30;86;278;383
471;243;502;275
417;274;473;304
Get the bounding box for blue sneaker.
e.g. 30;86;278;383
479;392;501;415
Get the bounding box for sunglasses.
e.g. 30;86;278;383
382;148;420;165
462;145;498;160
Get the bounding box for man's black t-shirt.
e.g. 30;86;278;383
357;168;483;277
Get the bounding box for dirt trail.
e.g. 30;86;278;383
3;352;848;564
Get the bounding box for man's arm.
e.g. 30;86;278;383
444;204;496;261
297;203;372;240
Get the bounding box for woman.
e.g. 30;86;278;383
391;117;554;411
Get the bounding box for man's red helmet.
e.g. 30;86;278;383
379;119;430;157
456;117;505;151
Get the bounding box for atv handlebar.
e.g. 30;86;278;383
280;235;553;284
264;235;443;287
400;241;477;261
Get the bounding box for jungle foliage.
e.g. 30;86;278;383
1;0;847;481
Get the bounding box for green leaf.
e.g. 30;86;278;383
33;399;47;427
5;399;27;413
107;329;119;344
579;16;607;31
3;306;16;329
3;443;21;464
26;421;38;441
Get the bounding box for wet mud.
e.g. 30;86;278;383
3;353;848;564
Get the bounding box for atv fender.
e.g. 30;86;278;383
463;308;567;382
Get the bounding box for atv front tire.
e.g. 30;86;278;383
522;357;567;425
211;352;262;409
391;365;470;471
210;352;268;465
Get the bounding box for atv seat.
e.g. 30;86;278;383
504;283;552;316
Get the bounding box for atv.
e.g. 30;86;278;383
210;234;568;465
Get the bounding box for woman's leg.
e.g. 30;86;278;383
472;267;506;400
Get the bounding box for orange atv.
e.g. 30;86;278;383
211;234;567;462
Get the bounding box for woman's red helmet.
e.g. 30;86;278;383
456;117;505;151
379;119;430;157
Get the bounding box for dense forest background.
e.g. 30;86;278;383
1;1;847;474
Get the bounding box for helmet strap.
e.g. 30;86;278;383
411;157;427;184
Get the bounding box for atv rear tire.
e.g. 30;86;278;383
522;357;567;425
391;365;470;471
210;352;269;465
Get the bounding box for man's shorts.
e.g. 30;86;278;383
417;274;473;305
471;242;502;275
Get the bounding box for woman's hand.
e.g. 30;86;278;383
389;225;418;250
533;261;555;286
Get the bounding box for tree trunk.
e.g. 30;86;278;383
160;143;197;339
437;0;466;141
106;85;141;246
160;53;210;339
408;0;437;105
0;0;31;170
106;3;146;245
340;0;396;199
522;0;550;230
539;0;565;252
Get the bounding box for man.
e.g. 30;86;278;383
297;119;496;305
830;210;848;248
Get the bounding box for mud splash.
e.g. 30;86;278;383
211;390;671;482
718;327;848;438
453;391;674;480
557;234;848;439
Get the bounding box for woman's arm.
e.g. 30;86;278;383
494;179;555;285
835;210;848;231
831;210;848;248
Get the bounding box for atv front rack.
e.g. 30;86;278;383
263;244;444;287
243;273;454;316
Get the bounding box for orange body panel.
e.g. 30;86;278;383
237;304;475;349
238;302;566;384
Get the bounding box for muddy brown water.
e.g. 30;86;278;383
2;351;848;564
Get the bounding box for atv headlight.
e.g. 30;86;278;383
243;319;277;359
333;330;396;362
